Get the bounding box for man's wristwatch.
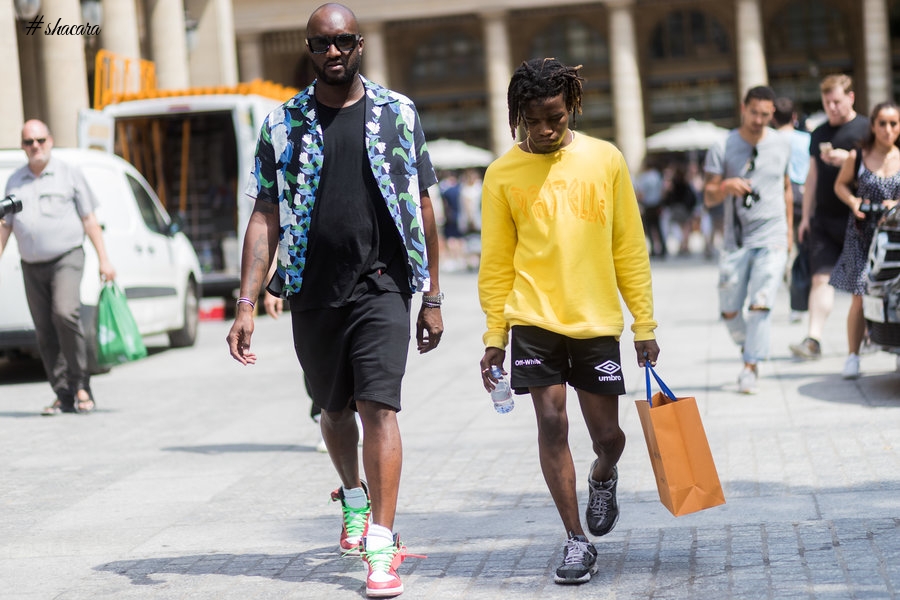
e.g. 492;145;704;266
422;292;444;307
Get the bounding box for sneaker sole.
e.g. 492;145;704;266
789;345;821;360
554;562;599;584
366;583;404;597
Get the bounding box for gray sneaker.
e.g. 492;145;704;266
789;337;821;359
585;462;619;537
554;533;598;584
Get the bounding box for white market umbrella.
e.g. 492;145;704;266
426;138;494;170
645;119;730;152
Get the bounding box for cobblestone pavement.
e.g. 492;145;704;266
1;256;898;599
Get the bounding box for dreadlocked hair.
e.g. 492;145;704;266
507;57;584;139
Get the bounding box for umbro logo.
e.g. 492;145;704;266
594;360;621;375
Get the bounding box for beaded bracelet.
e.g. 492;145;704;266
236;297;255;310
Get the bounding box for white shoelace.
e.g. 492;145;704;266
588;486;613;518
563;538;592;565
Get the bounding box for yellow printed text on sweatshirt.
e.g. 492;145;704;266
478;133;657;350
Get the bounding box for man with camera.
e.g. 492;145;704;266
703;86;793;394
0;119;116;415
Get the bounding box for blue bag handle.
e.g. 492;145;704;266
645;363;677;408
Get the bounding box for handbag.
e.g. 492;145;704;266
96;282;147;365
634;364;726;516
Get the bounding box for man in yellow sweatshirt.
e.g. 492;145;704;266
478;58;660;585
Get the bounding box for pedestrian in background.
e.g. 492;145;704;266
831;101;900;378
790;74;869;359
478;57;659;586
703;85;792;394
663;164;699;256
772;96;812;323
226;4;443;597
634;157;667;258
0;119;116;415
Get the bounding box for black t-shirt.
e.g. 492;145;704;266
292;96;407;310
809;114;869;221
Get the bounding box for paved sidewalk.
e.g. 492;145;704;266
1;257;898;599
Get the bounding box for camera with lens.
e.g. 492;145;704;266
0;194;23;218
859;200;886;221
742;190;760;209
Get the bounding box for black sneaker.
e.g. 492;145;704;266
554;532;598;584
585;462;619;537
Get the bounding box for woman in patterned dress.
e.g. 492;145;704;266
832;101;900;378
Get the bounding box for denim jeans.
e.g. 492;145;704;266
718;246;788;364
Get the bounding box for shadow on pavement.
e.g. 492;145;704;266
94;548;367;592
161;443;313;454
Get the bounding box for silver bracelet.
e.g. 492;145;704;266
422;292;444;305
236;297;255;310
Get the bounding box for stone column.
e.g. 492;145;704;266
607;0;644;173
361;20;389;88
40;0;90;146
735;0;768;95
100;0;140;59
862;0;891;110
482;10;513;158
0;1;24;146
98;0;142;95
236;33;265;82
147;0;190;89
188;0;238;87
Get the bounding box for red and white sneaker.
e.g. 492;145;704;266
361;534;425;598
330;482;370;554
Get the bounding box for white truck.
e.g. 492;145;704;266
78;87;291;303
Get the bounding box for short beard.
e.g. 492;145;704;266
312;53;361;86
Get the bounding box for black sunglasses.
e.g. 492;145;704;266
742;147;759;208
22;138;47;146
306;34;361;54
746;146;758;174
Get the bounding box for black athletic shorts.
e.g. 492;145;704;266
290;291;411;413
808;215;848;275
509;325;627;396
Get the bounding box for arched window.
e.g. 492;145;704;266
404;27;488;148
410;29;484;83
889;0;900;100
645;10;734;128
529;18;608;66
766;0;853;119
649;10;729;60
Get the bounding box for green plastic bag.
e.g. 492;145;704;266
96;282;147;365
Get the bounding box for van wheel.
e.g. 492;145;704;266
169;280;199;348
169;279;200;348
81;305;112;375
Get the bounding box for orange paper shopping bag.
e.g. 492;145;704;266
635;364;725;516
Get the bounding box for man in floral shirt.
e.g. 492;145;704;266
226;4;443;597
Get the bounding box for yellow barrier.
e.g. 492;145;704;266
93;49;299;109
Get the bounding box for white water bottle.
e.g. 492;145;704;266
489;365;514;414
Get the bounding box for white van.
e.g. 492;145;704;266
79;92;284;301
0;148;202;371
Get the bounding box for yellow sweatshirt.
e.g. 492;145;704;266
478;133;657;349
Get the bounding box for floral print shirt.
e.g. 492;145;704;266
245;76;437;296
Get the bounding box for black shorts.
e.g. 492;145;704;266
290;291;411;413
509;326;627;396
808;215;848;275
